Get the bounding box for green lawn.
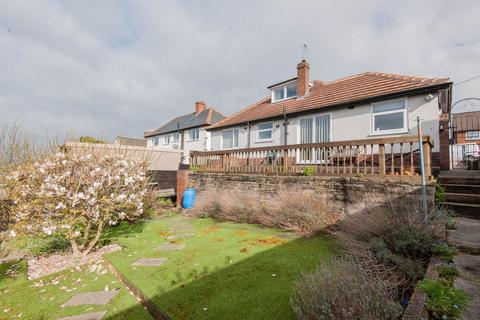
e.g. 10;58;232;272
0;259;152;320
104;215;334;320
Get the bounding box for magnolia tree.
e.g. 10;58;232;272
1;152;149;256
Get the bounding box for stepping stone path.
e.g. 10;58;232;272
155;243;186;251
57;311;107;320
62;290;119;307
131;257;168;267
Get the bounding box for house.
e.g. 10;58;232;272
144;101;225;151
451;111;480;144
114;136;147;147
206;59;452;173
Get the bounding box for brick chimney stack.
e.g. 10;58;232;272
195;101;206;114
296;60;310;97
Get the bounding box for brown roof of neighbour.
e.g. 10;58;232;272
208;72;450;129
452;111;480;131
115;136;147;147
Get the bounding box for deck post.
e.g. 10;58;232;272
379;144;386;175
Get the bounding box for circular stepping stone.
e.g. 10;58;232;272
166;233;194;241
131;258;168;267
62;290;118;307
57;311;107;320
155;243;186;251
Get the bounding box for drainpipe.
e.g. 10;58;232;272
283;106;288;145
247;122;251;148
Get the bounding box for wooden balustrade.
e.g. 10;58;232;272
190;135;434;177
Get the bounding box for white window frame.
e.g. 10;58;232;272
163;135;170;145
296;113;332;164
256;122;274;142
271;80;297;103
221;129;239;150
189;128;200;141
172;132;180;142
466;131;480;140
370;98;408;135
152;136;159;146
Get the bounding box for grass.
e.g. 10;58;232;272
104;215;334;319
0;259;152;319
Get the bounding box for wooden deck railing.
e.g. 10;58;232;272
190;135;434;177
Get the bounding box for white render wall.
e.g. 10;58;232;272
209;94;441;152
146;127;210;151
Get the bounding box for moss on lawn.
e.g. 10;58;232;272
105;216;334;319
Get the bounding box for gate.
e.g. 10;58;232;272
450;111;480;170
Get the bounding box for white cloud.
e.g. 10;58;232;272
0;0;479;141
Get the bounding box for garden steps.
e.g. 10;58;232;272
437;202;480;219
437;172;480;218
444;192;480;205
447;218;480;255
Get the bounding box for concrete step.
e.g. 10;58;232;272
442;184;480;195
438;177;480;185
445;192;480;205
447;217;480;255
438;202;480;219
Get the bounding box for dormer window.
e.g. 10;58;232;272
271;81;297;102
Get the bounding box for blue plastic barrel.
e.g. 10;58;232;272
182;188;196;209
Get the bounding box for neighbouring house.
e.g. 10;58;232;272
206;59;452;174
144;101;225;152
114;136;147;147
451;111;480;144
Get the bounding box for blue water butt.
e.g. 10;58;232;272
182;188;196;209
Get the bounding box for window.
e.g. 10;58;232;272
466;131;480;140
189;128;200;141
371;99;407;134
299;114;331;163
271;81;297;102
164;135;170;144
173;132;180;142
152;136;159;146
257;122;273;141
222;129;239;149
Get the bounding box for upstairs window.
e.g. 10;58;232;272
371;99;407;134
271;81;297;102
222;129;239;149
189;128;200;141
466;131;480;140
257;122;273;141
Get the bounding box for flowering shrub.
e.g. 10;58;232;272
1;152;149;256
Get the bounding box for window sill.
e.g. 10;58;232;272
369;129;409;136
255;139;274;143
271;96;297;104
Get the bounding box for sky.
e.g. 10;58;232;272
1;0;480;142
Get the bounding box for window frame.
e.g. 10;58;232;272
271;80;298;103
172;132;180;142
152;136;159;146
370;98;408;135
296;112;332;164
256;122;274;143
466;130;480;140
221;128;239;150
189;128;200;141
163;135;170;145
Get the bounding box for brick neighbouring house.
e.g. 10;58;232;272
206;59;453;174
451;111;480;144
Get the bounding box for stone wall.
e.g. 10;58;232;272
187;173;435;213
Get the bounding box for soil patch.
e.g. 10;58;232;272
202;225;219;234
234;230;248;237
246;237;285;246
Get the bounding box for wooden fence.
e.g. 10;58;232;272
190;135;434;177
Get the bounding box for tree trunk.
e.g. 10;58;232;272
82;221;104;257
70;239;81;257
80;222;92;250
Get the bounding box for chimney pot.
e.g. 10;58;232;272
195;101;206;114
296;60;310;97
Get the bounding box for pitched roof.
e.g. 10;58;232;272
208;72;450;130
452;111;480;132
115;136;147;147
145;108;224;137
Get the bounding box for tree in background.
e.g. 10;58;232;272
79;136;106;144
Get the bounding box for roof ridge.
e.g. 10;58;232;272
208;96;271;129
363;71;449;84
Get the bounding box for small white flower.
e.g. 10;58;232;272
9;230;16;238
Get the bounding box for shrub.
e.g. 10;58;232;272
78;136;105;144
435;185;445;203
1;152;149;257
418;279;468;319
14;234;70;256
433;242;458;262
437;265;459;286
337;198;441;290
301;166;315;176
188;188;339;236
290;257;402;320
